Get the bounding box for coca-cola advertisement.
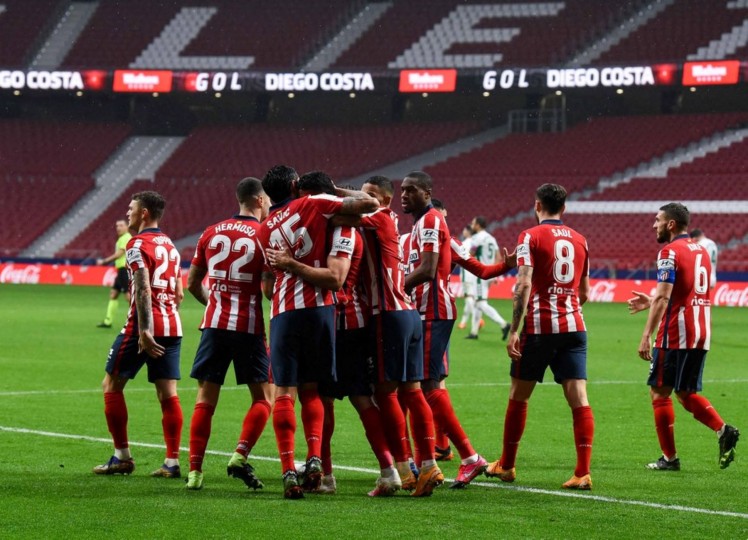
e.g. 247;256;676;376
0;262;188;287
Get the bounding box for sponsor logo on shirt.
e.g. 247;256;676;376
657;258;675;270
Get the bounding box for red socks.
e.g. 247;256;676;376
160;395;183;460
358;405;393;469
375;391;409;463
500;399;527;469
104;391;129;450
299;388;324;460
652;397;677;459
680;393;724;432
572;405;594;477
402;389;435;465
321;399;335;475
235;399;272;457
189;402;215;472
425;388;474;460
273;395;296;473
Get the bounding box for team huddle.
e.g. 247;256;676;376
92;170;740;498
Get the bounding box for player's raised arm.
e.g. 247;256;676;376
335;186;380;215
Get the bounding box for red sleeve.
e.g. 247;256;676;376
191;230;209;268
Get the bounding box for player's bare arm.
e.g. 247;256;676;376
187;264;210;306
261;271;275;300
579;275;590;305
507;265;533;361
133;267;164;358
175;272;184;307
503;247;518;268
404;250;438;293
627;290;652;314
266;247;350;291
337;189;379;215
637;282;673;361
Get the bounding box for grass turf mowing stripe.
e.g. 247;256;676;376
2;424;747;520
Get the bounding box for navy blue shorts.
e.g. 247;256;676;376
190;328;270;386
510;331;587;384
269;305;335;387
106;333;181;382
112;267;129;293
648;348;706;392
423;319;455;382
372;310;423;383
320;326;373;399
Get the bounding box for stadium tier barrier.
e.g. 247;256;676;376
3;260;748;307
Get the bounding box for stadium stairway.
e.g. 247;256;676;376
302;1;390;72
23;136;184;258
28;1;98;69
590;125;748;195
569;0;674;66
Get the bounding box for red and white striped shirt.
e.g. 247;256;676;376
191;216;265;334
406;207;455;321
516;220;588;334
332;227;369;330
259;194;344;318
359;207;413;314
123;228;182;337
655;235;711;350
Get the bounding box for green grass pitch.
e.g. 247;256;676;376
0;284;746;539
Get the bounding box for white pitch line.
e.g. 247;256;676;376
1;425;747;520
2;379;748;396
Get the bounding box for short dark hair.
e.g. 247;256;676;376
405;171;432;192
262;165;297;203
536;183;567;215
132;191;165;221
364;175;393;196
473;216;487;229
660;202;690;230
689;228;703;239
298;170;335;196
431;198;444;210
236;177;264;205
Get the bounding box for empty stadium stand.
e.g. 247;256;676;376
61;0;353;70
597;0;748;64
0;0;57;67
0;120;131;255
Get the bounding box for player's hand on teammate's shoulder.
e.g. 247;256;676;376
627;290;652;315
503;247;517;268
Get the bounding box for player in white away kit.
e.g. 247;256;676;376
466;216;510;340
457;225;479;330
689;228;718;289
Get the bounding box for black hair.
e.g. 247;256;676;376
262;165;297;203
405;171;432;192
132;191;165;221
431;198;444;210
660;202;690;230
364;175;394;196
298;170;335;196
236;177;264;205
536;183;567;215
473;216;487;229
